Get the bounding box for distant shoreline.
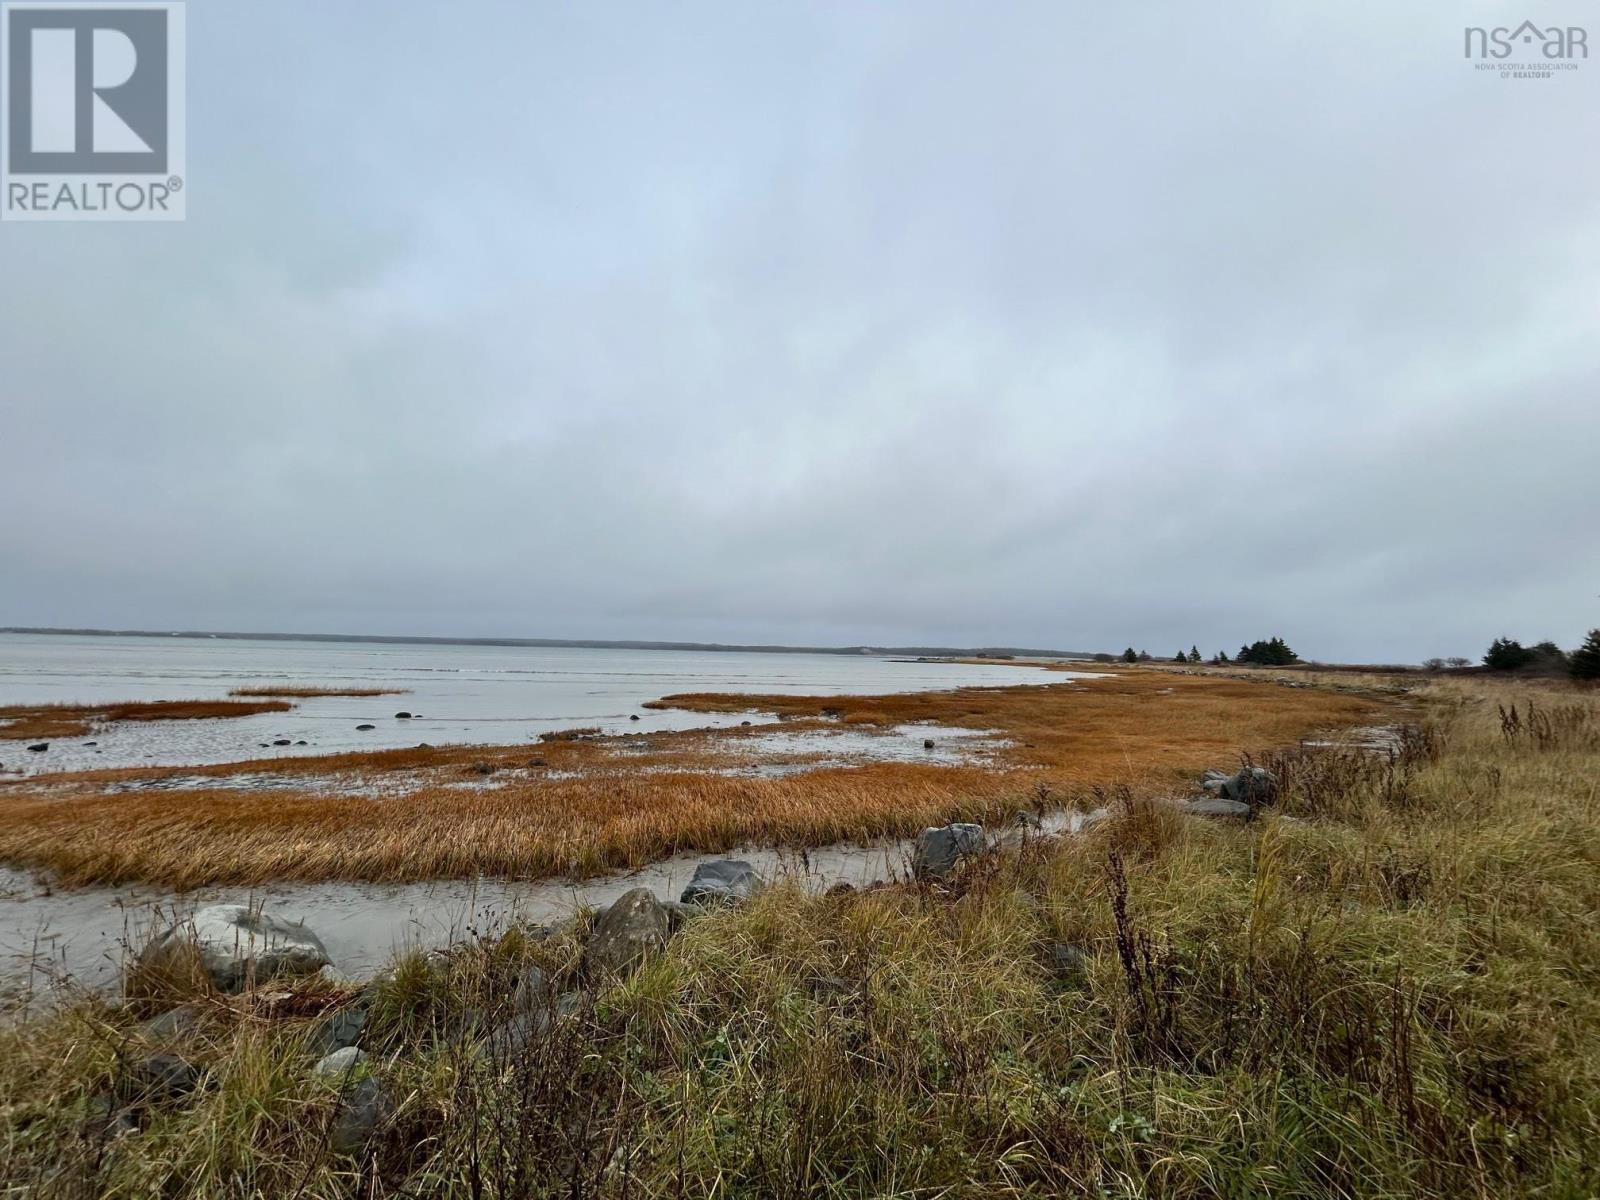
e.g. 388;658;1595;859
0;626;1099;661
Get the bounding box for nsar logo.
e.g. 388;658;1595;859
2;1;185;221
1464;20;1587;60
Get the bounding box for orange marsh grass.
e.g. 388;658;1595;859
0;672;1391;889
0;698;294;741
227;686;410;698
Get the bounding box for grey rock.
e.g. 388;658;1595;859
355;723;376;731
1181;797;1253;820
1201;766;1278;806
660;899;698;932
272;739;291;746
484;1010;548;1057
585;887;670;980
138;1005;200;1041
118;1052;200;1105
485;992;582;1057
679;859;764;906
512;965;549;1013
329;1075;387;1156
308;1006;367;1056
394;712;412;719
1045;942;1090;985
923;738;936;749
313;1046;368;1078
28;742;48;752
141;904;330;993
910;822;985;880
1225;766;1278;805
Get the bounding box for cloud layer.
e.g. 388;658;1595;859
3;1;1597;661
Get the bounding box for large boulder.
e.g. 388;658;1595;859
910;823;985;880
117;1052;201;1106
1181;797;1253;821
313;1047;368;1078
1201;766;1278;806
679;859;764;906
141;904;330;993
512;965;549;1013
329;1076;388;1156
138;1005;200;1042
307;1006;367;1056
585;888;670;980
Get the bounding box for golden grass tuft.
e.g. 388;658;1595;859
0;699;293;741
226;686;409;698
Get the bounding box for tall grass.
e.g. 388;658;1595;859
2;674;1597;1196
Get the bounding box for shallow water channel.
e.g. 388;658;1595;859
0;811;1100;1007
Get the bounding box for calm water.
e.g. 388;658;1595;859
0;633;1075;774
0;634;1098;999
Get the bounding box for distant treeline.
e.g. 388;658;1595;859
1476;633;1600;681
1107;637;1299;667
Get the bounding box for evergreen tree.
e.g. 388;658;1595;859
1571;629;1600;681
1237;637;1299;666
1530;641;1569;672
1483;638;1532;670
1137;650;1152;662
1189;645;1201;662
1174;649;1188;663
1121;647;1138;663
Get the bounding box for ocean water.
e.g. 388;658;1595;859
0;633;1081;774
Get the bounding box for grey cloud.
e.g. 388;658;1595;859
2;1;1597;662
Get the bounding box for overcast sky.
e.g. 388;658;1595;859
2;1;1597;662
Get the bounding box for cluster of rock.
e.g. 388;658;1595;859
110;782;1272;1154
118;858;781;1154
1182;765;1279;820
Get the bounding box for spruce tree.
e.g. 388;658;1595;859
1122;647;1138;663
1571;629;1600;681
1483;638;1532;670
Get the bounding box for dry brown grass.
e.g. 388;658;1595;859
0;698;293;741
4;673;1597;1198
0;672;1391;889
226;686;409;698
